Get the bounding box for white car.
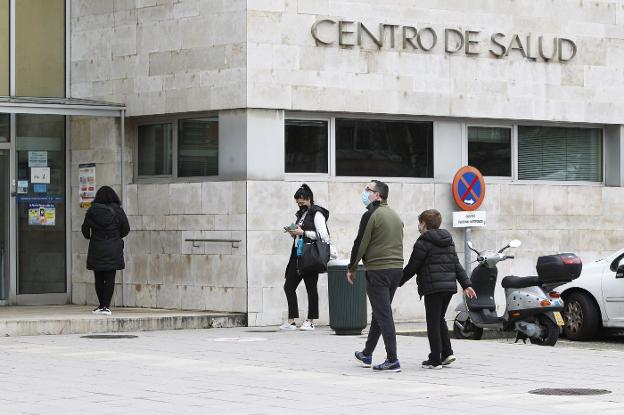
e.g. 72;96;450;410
559;249;624;340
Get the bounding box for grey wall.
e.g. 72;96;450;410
72;1;624;124
219;110;248;181
605;125;624;187
434;121;463;182
247;0;624;124
219;109;286;181
246;109;285;181
70;0;247;116
71;117;248;312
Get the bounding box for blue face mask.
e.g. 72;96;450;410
361;190;371;207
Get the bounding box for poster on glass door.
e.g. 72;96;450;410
79;163;96;209
28;204;56;226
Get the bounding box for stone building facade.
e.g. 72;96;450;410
64;0;624;325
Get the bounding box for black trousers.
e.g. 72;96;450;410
424;292;455;364
363;269;402;362
94;270;116;309
284;252;319;319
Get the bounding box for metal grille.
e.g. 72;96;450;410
81;334;138;339
529;388;611;396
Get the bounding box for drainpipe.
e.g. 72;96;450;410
120;110;125;307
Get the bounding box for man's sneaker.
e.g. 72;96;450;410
92;307;103;314
354;351;372;368
422;359;442;370
441;355;456;366
299;320;315;331
373;359;401;372
100;307;112;316
279;322;297;331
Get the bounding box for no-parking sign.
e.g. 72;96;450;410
452;166;485;211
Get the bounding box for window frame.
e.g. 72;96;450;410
134;114;219;183
285;111;437;183
284;114;332;180
283;113;606;186
334;116;435;180
514;122;605;186
462;121;605;186
464;123;515;181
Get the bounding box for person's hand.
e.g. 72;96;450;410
288;226;304;237
346;271;356;285
464;287;477;299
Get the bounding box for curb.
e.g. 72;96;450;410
0;313;247;337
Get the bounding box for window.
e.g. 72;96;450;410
137;117;218;179
518;126;602;182
285;119;328;173
138;124;173;177
0;0;8;96
0;113;8;142
178;118;218;177
16;0;65;97
468;126;511;176
335;119;433;177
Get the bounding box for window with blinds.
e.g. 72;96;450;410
518;126;602;182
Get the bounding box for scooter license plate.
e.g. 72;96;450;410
553;312;564;327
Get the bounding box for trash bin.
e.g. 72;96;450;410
327;259;367;335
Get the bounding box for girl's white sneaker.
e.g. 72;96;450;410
280;322;297;330
299;320;315;331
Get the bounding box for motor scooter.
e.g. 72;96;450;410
453;240;582;346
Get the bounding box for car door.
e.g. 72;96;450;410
602;253;624;322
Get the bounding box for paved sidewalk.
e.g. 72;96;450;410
0;325;622;414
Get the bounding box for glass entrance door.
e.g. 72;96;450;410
15;114;67;302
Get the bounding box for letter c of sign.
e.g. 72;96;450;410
311;19;336;45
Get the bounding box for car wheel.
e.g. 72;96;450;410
563;292;600;341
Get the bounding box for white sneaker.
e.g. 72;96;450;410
92;307;103;314
441;355;456;366
299;320;315;331
100;307;112;316
280;322;297;331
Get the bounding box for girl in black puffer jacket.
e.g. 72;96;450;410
81;186;130;315
400;209;476;369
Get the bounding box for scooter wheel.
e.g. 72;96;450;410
529;314;559;346
453;316;484;340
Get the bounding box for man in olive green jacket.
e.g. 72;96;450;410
347;180;404;372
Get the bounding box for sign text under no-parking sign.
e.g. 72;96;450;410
453;211;486;228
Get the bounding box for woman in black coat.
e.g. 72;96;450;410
81;186;130;315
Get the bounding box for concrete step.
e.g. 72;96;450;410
0;305;247;337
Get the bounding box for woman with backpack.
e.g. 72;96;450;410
81;186;130;316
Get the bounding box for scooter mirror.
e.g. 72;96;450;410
509;239;522;248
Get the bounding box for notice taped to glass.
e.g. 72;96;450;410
28;204;55;226
79;163;96;209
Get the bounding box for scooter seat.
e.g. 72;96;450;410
466;297;496;312
501;275;541;289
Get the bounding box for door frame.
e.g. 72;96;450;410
7;113;68;305
0;141;9;306
0;102;125;306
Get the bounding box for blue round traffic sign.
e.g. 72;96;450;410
452;166;486;211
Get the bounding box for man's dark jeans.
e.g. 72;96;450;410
424;292;455;364
362;269;402;361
